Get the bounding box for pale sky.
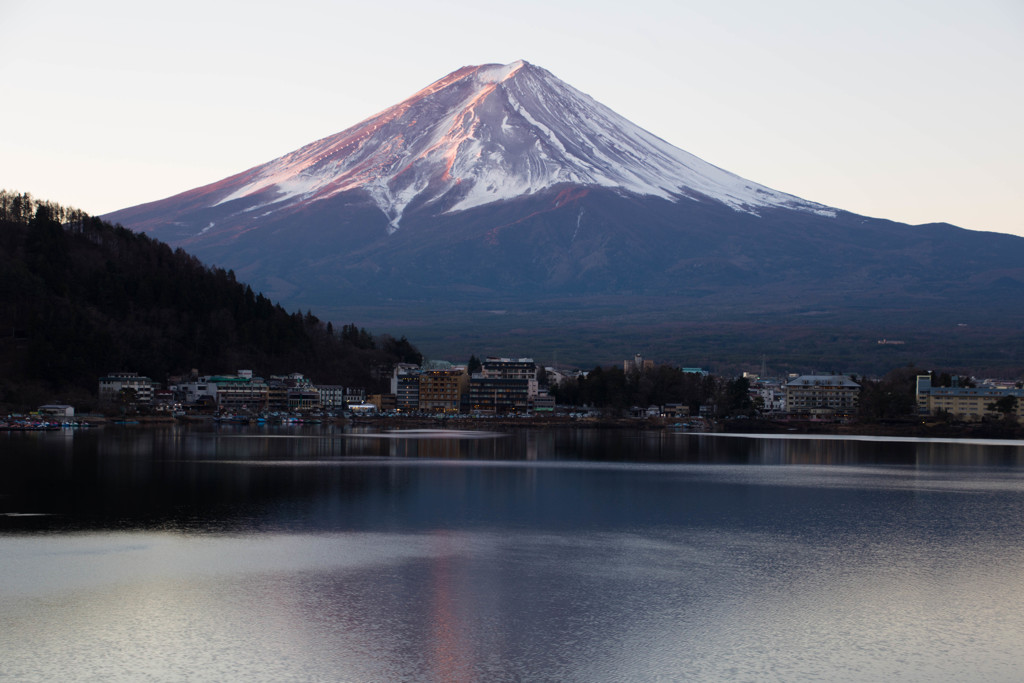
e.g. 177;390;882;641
2;0;1022;236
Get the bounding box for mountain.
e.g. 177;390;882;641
105;61;1024;373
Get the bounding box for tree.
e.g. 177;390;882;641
987;395;1018;418
722;377;753;416
382;335;423;365
0;193;433;405
116;387;139;416
858;367;918;420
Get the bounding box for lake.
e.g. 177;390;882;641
3;425;1024;681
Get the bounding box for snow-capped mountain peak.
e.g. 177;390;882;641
205;60;831;232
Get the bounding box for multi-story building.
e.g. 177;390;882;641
316;385;346;411
418;362;467;413
471;375;529;413
784;374;860;416
663;403;690;418
206;374;269;412
265;378;289;411
624;353;655;374
391;364;421;412
152;389;176;412
395;375;420;412
753;380;787;413
266;373;321;412
470;357;538;414
171;371;268;412
171;378;217;406
287;385;321;411
916;375;1024;422
531;391;556;414
368;393;397;412
343;387;367;407
98;372;156;405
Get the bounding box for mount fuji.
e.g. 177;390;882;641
106;61;1024;370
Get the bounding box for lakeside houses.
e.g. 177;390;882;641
663;403;690;419
916;375;1024;422
84;361;1022;426
139;370;372;415
94;362;853;420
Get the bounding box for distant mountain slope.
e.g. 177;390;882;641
0;191;419;408
103;62;1024;373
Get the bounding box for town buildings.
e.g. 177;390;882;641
916;375;1023;423
386;358;549;415
164;371;365;414
89;356;1024;426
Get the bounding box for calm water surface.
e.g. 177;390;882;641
2;426;1024;681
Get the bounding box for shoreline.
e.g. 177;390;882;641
11;413;1020;441
227;413;1024;440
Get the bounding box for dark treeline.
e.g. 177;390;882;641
551;364;753;416
0;190;91;227
0;191;421;408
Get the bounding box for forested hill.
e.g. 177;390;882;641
0;191;421;409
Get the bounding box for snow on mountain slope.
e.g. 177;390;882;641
207;60;833;233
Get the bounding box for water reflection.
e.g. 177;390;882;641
3;427;1024;680
3;427;1024;535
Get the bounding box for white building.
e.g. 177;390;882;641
754;381;787;413
98;373;155;405
170;379;218;405
39;404;74;418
